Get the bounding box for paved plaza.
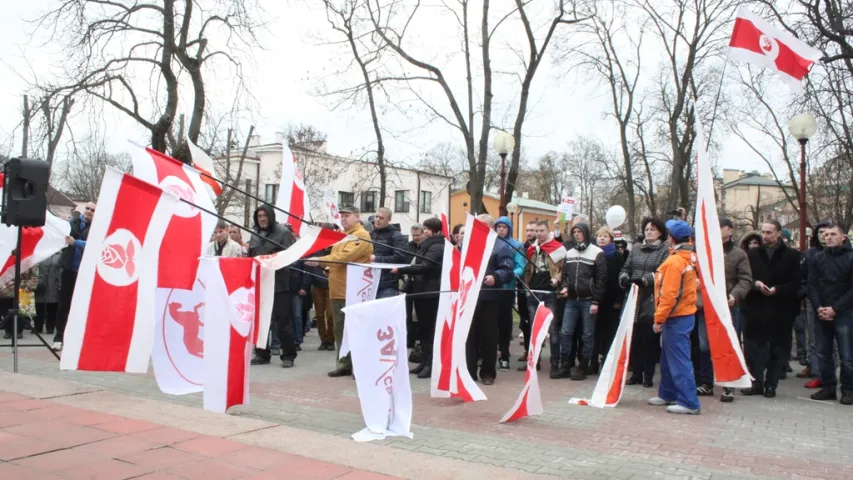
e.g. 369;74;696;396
2;329;852;479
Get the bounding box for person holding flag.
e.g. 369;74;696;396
648;220;701;415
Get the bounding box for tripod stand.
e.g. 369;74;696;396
0;226;61;372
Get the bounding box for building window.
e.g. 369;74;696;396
361;191;377;213
339;191;354;207
265;184;279;202
419;191;432;213
395;190;410;213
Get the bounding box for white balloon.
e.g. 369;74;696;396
605;206;627;229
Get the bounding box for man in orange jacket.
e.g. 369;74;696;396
648;219;701;415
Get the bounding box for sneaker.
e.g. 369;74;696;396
648;397;675;406
271;348;281;356
281;359;294;368
840;394;853;406
804;378;822;389
250;357;270;365
666;404;700;415
696;384;714;396
52;341;63;351
810;389;837;401
721;388;734;403
499;360;510;372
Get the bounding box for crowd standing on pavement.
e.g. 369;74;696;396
13;200;853;414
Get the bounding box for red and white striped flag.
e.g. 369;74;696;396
130;144;217;289
187;140;223;199
253;223;348;271
500;303;554;422
0;176;70;283
728;7;822;91
569;285;638;408
200;257;274;413
60;169;177;373
275;141;311;235
431;237;460;398
694;117;752;388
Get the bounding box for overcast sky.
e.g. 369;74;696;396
0;0;802;183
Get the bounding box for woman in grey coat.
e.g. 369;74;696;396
619;217;670;387
35;252;62;334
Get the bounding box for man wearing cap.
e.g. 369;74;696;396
741;220;802;398
306;205;373;378
648;220;701;415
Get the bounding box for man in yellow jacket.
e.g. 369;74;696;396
648;219;701;415
306;205;373;377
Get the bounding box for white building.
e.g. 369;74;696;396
215;134;453;239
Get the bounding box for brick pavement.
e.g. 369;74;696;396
3;328;853;479
0;390;395;479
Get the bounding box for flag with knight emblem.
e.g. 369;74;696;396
60;169;178;373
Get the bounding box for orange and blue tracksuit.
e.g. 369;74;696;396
654;244;700;410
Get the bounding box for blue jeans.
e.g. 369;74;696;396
660;315;700;410
292;294;304;345
376;287;399;299
696;306;740;385
527;292;557;367
560;299;595;361
818;311;853;394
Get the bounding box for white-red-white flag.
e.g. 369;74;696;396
569;285;639;408
0;176;70;283
60;169;177;373
187;140;223;199
431;237;460;398
694;116;752;388
323;191;342;230
275;141;311;235
199;257;274;413
130;144;217;395
728;7;822;91
500;303;554;422
253;223;347;271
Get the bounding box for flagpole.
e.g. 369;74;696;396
694;56;729;152
496;234;542;303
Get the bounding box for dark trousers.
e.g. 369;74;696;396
630;323;660;381
497;292;515;362
414;297;439;358
255;291;297;362
406;296;419;349
745;336;784;389
517;289;530;352
54;270;78;342
593;304;619;369
818;311;853;394
34;302;58;333
467;300;499;381
1;298;21;335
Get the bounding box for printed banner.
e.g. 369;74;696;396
694;117;752;388
345;263;410;307
500;303;554;422
341;295;413;441
557;196;575;224
569;285;638;407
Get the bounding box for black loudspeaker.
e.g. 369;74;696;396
2;158;50;227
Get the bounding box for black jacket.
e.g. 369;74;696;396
601;246;626;310
807;241;853;316
743;241;802;342
60;216;90;270
308;248;330;289
560;224;607;303
397;235;444;299
370;224;409;290
247;204;296;292
800;220;831;299
479;238;515;302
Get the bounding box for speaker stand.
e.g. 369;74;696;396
0;226;61;372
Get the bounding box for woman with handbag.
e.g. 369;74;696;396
619;217;670;387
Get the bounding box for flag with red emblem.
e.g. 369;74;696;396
60;169;178;373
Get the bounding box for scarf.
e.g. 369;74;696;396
602;242;617;258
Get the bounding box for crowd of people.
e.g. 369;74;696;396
9;199;853;415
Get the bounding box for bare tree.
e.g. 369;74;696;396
55;134;133;201
34;0;261;155
317;0;390;206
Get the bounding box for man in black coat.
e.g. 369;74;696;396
369;207;409;298
248;204;297;367
466;214;514;385
807;224;853;405
741;220;801;398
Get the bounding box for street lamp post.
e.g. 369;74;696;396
493;130;516;217
506;202;519;236
788;113;818;252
